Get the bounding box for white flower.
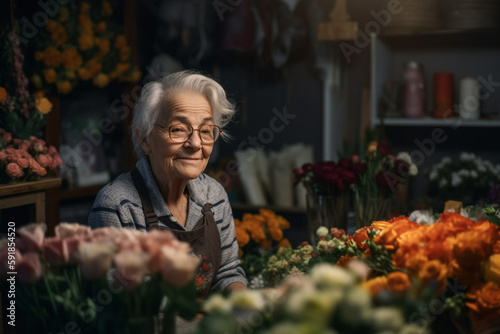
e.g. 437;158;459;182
409;164;418;176
203;294;232;314
399;324;430;334
316;226;329;238
478;164;487;173
229;289;266;311
451;173;462;187
438;179;448;189
408;210;436;225
371;307;405;331
459;152;475;161
396;152;412;164
310;263;355;289
457;169;470;178
429;169;438;181
337;287;372;325
286;288;342;322
441;157;452;164
470;170;478;178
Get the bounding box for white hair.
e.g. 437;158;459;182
131;70;236;158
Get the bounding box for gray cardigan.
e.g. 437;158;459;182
88;157;247;291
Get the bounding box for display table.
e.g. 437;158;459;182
0;177;61;227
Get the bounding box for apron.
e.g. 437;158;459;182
131;168;221;299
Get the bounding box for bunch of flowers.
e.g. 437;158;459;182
28;0;141;95
344;212;500;332
0;128;63;183
196;263;429;334
263;227;349;287
351;141;418;228
0;223;201;333
427;152;500;208
0;29;53;139
235;209;291;280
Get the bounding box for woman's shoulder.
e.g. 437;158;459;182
93;172;138;206
189;173;228;202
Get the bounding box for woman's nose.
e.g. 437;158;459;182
184;130;202;149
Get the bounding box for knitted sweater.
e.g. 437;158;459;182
88;157;247;291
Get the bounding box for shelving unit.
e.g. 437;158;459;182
370;29;500;129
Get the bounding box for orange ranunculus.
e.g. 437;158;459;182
269;227;283;242
0;86;7;102
440;212;474;234
336;255;351;267
466;282;500;316
418;259;447;284
62;48;82;70
249;226;266;243
114;35;127;49
471;220;500;241
93;73;109;88
260;239;271;250
42;47;62;67
423;239;453;264
392;243;421;269
35;97;52;114
259;208;275;218
235;227;250;247
372;221;392;231
453;230;496;270
403;250;428;275
78;33;94;51
449;259;481;287
493;238;500;254
387;271;411;293
278;238;291;249
352;226;371;251
363;275;388;296
78;68;92;81
51;26;68;46
57;81;72;95
373;226;398;251
484;254;500;285
43;68;57;84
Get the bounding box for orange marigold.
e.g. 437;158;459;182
466;282;500;316
57;81;72;95
78;68;92;81
235;227;250;247
363;275;388;296
51;26;68;46
418;259;448;283
42;47;62;67
43;68;57;83
62;48;82;70
387;271;411;293
78;33;94;51
0;87;7;102
93;73;110;88
278;238;291;249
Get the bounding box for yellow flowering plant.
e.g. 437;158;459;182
234;209;292;280
27;0;141;95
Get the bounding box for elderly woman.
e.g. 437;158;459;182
88;71;247;297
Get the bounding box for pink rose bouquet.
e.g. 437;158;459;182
0;223;201;334
0;128;63;183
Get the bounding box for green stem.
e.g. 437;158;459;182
43;273;64;332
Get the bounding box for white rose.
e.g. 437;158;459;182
409;164;418;176
310;263;355;289
230;289;266;311
203;294;232;314
470;170;478;178
399;324;430;334
439;179;447;189
429;169;438;181
337;287;372;325
316;226;329;238
441;157;451;164
371;307;405;332
451;173;462;187
396;152;411;164
286;288;342;322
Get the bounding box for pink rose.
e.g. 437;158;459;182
0;150;8;161
43;237;69;265
36;166;47;176
17;252;42;284
17;158;29;169
36;154;52;168
77;242;115;280
12;139;21;145
33;143;45;152
18;141;30;151
3;132;11;142
65;237;84;263
6;162;24;178
55;222;91;239
112;251;150;290
48;145;57;155
17;223;47;252
28;158;42;173
89;227;122;244
159;245;200;286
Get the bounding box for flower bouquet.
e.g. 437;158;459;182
0;223;201;334
343;211;500;333
26;1;141;95
195;263;429;334
351;141;417;229
294;159;363;242
0;128;63;183
235;209;291;287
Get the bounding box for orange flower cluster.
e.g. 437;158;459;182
234;208;291;256
30;1;141;95
357;213;500;317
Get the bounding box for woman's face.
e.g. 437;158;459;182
144;92;215;184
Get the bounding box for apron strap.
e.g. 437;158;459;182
131;167;161;230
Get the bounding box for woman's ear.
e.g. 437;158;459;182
135;128;151;155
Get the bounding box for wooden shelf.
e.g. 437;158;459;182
230;202;307;214
375;117;500;127
0;177;60;197
59;184;105;200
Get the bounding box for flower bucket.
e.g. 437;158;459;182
354;192;391;229
306;193;349;245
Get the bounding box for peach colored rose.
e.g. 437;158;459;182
43;237;69;265
77;242;115;280
484;254;500;285
17;223;47;252
159;246;200;286
36;154;52;168
55;223;91;239
387;271;411;293
0;150;7;161
17;252;42;284
35;97;52;115
113;251;150;290
6;162;24;178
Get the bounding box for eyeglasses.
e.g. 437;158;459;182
155;123;221;144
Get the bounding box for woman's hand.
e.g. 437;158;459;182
227;281;247;292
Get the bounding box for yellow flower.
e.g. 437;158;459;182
78;68;92;81
78;33;94;51
31;75;43;89
42;47;62;67
43;68;57;83
0;86;7;102
484;254;500;285
57;81;72;95
59;6;69;22
35;97;52;114
93;73;109;88
103;0;113;16
62;48;82;70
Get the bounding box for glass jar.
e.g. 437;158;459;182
402;61;426;118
